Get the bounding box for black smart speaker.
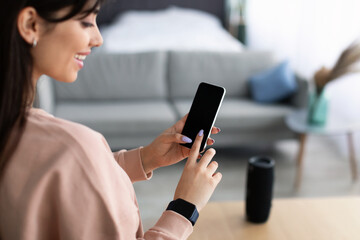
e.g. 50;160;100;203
245;156;275;223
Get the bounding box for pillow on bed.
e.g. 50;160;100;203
248;61;298;103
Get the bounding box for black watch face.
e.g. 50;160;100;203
180;204;195;219
167;199;198;226
174;199;196;218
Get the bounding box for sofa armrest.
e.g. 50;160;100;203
290;75;309;109
35;75;55;114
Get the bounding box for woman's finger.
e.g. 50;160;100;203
211;127;221;135
160;133;192;144
207;138;215;146
198;148;216;168
207;161;219;175
212;172;222;183
179;114;188;126
186;129;204;166
173;133;193;144
174;114;189;132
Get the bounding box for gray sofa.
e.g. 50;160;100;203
36;50;308;150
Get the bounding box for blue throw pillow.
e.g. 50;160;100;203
249;61;298;103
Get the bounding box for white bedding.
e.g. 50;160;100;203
100;7;244;53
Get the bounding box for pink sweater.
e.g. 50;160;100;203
0;108;193;239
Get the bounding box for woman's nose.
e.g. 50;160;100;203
90;25;103;48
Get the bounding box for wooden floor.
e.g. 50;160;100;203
133;134;360;230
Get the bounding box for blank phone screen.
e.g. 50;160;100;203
181;82;225;150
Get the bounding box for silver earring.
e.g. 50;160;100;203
32;39;37;48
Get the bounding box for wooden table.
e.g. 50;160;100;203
189;197;360;240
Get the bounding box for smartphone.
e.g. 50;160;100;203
180;82;226;151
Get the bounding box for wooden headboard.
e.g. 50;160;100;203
97;0;227;27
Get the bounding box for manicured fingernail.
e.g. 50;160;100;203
181;136;192;143
210;139;215;144
217;127;221;132
198;129;204;137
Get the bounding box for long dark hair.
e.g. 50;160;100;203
0;0;104;177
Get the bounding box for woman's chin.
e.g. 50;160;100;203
55;74;78;83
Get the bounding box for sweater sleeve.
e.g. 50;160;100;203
54;132;193;239
113;148;153;183
143;211;193;240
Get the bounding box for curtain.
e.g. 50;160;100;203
246;0;360;78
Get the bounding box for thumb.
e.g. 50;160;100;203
162;133;193;144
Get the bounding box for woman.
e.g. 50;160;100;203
0;0;222;239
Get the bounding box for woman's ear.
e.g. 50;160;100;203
17;7;41;46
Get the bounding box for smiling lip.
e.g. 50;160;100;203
74;51;91;69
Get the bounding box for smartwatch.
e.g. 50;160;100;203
166;198;199;226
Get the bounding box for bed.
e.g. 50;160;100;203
96;0;243;53
97;0;228;28
37;0;308;150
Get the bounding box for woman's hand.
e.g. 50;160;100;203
140;114;221;174
174;130;222;211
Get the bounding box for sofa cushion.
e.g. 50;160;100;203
168;51;275;99
249;61;298;103
54;51;168;101
55;101;177;136
173;98;293;131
